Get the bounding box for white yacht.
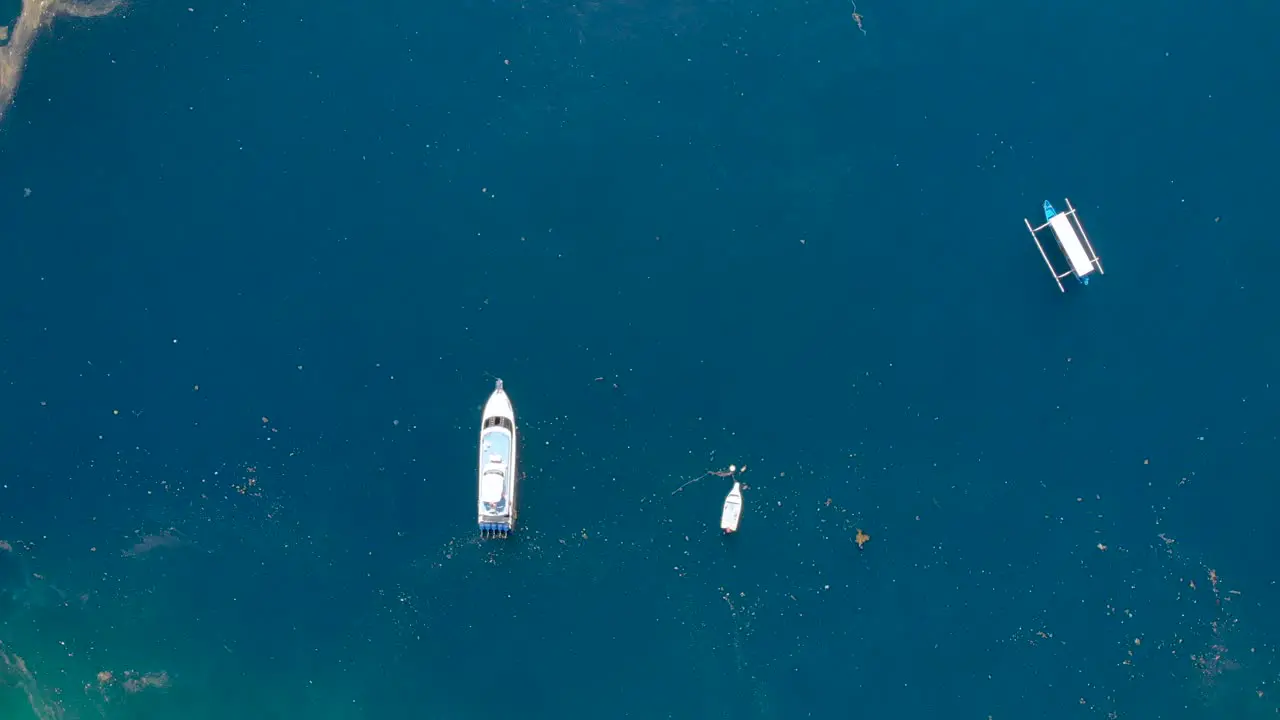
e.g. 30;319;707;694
720;480;743;534
477;379;518;538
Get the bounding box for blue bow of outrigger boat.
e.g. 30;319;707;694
1043;200;1057;221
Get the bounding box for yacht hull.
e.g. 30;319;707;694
478;380;518;538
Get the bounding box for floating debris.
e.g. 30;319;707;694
671;463;744;496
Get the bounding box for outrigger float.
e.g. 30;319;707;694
720;481;743;534
1024;198;1104;292
477;379;518;539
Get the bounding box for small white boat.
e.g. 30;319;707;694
477;379;518;538
720;481;743;534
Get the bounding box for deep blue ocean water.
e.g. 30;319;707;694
2;0;1280;718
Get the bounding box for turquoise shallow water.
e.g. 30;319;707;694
2;0;1280;718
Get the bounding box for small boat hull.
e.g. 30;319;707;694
478;380;518;538
720;481;743;534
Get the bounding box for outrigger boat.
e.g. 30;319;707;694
720;481;743;534
477;379;518;538
1023;198;1104;293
